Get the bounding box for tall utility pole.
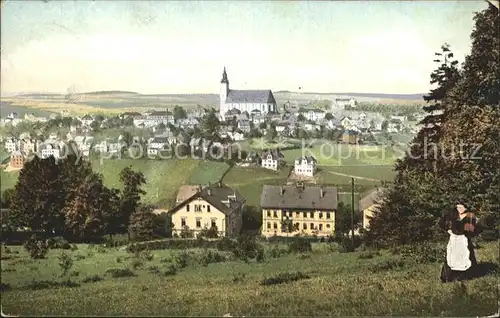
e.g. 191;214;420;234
351;177;355;248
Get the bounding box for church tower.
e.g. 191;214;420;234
220;67;229;115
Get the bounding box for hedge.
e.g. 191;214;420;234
125;237;237;253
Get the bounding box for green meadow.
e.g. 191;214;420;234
1;241;498;316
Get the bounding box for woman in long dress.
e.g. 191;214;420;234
439;202;481;282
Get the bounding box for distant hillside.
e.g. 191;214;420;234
275;91;424;100
334;93;424;100
79;90;139;96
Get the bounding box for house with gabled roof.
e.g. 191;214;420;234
359;187;385;230
260;149;284;171
260;184;338;237
294;156;317;177
169;182;245;237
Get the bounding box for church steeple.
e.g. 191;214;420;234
221;67;229;84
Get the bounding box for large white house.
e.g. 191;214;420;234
294;156;317;177
219;67;277;118
261;149;284;171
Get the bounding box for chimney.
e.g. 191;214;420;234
320;187;324;198
198;184;202;192
280;186;284;195
207;188;211;196
218;181;222;188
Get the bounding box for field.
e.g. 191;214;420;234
222;165;291;207
281;141;405;167
1;241;497;316
91;158;230;208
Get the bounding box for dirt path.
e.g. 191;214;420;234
325;170;380;182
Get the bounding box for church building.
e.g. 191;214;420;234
219;67;278;119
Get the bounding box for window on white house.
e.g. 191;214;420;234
181;218;186;227
267;210;271;217
319;212;323;218
207;205;211;212
310;212;314;218
303;223;307;229
195;205;202;212
310;223;314;229
273;222;278;229
267;222;271;229
273;210;278;218
211;219;216;228
196;218;201;228
186;204;190;212
326;224;331;228
319;224;323;231
326;212;331;219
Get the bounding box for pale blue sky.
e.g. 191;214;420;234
0;0;487;95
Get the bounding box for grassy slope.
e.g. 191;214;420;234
1;242;498;316
91;159;229;208
222;166;291;207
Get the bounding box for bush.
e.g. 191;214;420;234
147;266;161;275
57;251;73;277
70;244;78;251
140;249;154;261
397;242;445;264
24;235;49;259
125;237;223;253
371;259;406;273
46;237;71;250
105;268;136;278
358;251;381;259
70;270;80;277
82;275;104;283
232;272;246;283
261;272;310;286
25;279;80;290
198;250;227;266
163;263;178;276
75;254;86;261
288;237;312;254
479;229;498;242
130;259;143;269
296;253;311;260
116;256;123;263
0;283;11;291
216;237;237;251
268;245;289;259
198;226;219;239
232;235;263;263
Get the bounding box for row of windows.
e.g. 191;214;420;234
266;222;331;231
296;168;313;173
266;210;332;219
181;217;217;229
185;204;211;212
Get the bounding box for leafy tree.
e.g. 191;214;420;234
334;202;361;237
297;114;306;122
128;204;156;242
367;4;500;245
173;106;187;122
324;112;334;120
1;188;15;209
119;166;146;238
156;122;166;133
259;122;267;130
9;155;93;236
381;120;389;131
70;118;81;127
62;173;111;239
265;124;277;141
200;108;220;139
